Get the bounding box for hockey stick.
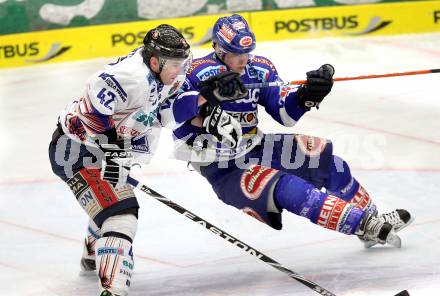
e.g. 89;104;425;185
127;176;409;296
244;68;440;89
127;175;336;296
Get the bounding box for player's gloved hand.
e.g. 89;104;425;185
203;105;242;149
297;64;335;109
100;140;133;188
198;71;248;106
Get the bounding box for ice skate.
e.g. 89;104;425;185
79;238;96;276
360;209;413;248
100;290;116;296
356;213;401;248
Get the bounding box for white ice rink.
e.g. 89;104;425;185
1;33;440;296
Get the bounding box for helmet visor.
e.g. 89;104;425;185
158;53;193;97
159;52;193;78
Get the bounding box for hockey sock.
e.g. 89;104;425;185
274;174;366;234
325;155;377;214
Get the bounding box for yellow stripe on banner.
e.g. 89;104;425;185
0;13;248;69
251;1;440;41
1;1;440;68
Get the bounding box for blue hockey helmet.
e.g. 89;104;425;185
212;14;256;55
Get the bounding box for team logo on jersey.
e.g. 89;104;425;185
234;88;258;107
227;110;258;127
196;65;227;81
99;72;128;102
247;66;269;81
240;165;278;200
132;107;159;127
295;135;327;157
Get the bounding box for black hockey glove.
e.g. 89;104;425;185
100;140;133;188
203;105;242;149
198;71;248;106
297;64;335;109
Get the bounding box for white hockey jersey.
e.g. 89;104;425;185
59;47;178;163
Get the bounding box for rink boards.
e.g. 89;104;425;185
0;0;439;68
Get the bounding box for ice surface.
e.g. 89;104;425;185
1;33;439;296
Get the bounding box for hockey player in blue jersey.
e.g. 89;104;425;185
171;14;413;247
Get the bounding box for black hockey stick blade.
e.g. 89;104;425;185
394;290;410;296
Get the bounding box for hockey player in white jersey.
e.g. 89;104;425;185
48;24;196;296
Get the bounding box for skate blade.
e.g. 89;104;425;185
386;232;402;248
79;269;96;277
363;217;413;248
363;232;402;248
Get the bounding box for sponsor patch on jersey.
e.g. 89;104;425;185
242;207;266;224
317;195;351;231
76;188;102;219
240;165;278;200
196;65;227;81
131;134;150;154
239;36;253;47
227;110;258;127
67;173;89;198
99;72;127;102
80;168;118;208
295;135;327;157
250;56;276;72
247;66;270;81
188;58;217;75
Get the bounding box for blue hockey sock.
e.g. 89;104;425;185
274;174;366;234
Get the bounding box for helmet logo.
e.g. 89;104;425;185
232;21;246;30
218;25;236;43
239;36;253;47
181;38;188;47
152;30;159;39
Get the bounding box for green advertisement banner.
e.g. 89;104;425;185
0;0;423;35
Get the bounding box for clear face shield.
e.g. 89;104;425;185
158;52;193;97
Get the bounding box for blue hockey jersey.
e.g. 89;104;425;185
171;52;309;161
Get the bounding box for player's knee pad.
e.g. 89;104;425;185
101;213;138;242
96;214;137;296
